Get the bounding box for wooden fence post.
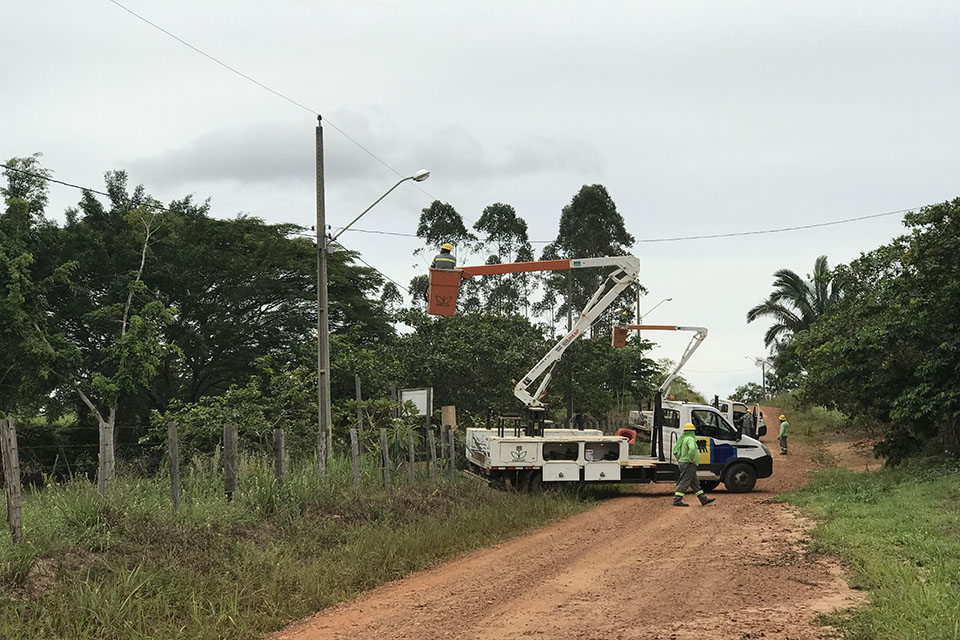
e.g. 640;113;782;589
1;418;23;544
408;431;416;483
447;424;456;478
427;428;438;481
349;427;361;488
167;422;180;513
273;427;285;485
442;406;457;478
380;428;392;489
96;421;115;497
223;424;238;500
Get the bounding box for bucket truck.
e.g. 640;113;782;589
427;258;773;492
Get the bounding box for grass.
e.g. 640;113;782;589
0;454;608;639
784;460;960;639
765;393;850;443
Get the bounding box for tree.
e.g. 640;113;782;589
794;199;960;461
392;309;549;422
540;185;637;334
731;382;765;404
35;172;178;494
473;203;534;314
746;255;842;349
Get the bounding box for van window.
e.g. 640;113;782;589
662;409;680;430
691;409;738;441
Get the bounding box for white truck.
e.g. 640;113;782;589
712;397;767;440
428;255;773;493
465;401;772;492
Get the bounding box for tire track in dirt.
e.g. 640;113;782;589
273;410;862;640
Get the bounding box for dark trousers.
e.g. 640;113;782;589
675;462;702;494
779;436;788;454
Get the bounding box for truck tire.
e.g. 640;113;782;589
723;463;757;493
700;480;720;492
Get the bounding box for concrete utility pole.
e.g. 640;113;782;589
316;116;332;474
315;115;429;474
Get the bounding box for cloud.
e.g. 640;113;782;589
125;115;603;189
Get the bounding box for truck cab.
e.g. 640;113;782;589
658;400;773;492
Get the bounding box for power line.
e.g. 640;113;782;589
103;0;440;204
633;207;916;243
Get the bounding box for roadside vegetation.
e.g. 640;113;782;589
0;457;609;640
785;460;960;640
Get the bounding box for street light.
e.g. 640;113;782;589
315;114;429;473
639;296;673;323
746;356;773;399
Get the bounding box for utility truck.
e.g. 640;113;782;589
712;397;767;440
428;256;773;492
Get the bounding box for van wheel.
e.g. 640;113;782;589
723;463;757;493
700;480;720;492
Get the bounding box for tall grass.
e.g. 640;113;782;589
0;454;603;639
784;460;960;639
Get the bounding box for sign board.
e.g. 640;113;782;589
399;387;433;418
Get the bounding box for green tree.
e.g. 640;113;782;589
730;382;765;404
795;199;960;461
392;309;549;422
746;255;842;348
540;185;637;333
473;203;534;314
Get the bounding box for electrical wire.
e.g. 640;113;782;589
103;0;440;203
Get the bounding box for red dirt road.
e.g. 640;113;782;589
274;413;860;640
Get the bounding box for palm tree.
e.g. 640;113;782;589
747;255;842;348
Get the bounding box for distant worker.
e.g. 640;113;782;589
742;410;754;438
672;423;716;507
778;414;789;455
431;243;457;269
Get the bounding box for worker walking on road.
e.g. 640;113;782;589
672;423;716;507
431;243;457;269
778;414;789;455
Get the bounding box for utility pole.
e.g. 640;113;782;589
566;274;573;419
316;116;332;474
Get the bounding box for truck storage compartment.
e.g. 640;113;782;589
542;462;579;481
584;462;621;481
542;441;579;461
584;441;620;461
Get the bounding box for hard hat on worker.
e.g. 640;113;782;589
683;423;696;431
779;414;786;421
440;243;453;251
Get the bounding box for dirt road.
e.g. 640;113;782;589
274;411;860;640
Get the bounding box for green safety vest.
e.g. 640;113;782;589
673;432;700;464
779;420;789;437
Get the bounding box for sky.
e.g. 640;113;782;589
3;0;959;399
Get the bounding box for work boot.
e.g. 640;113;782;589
672;496;689;507
698;494;716;506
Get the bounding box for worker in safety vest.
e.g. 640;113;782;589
672;423;716;507
778;414;789;455
741;410;754;438
431;243;456;269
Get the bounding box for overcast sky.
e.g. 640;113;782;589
3;0;959;398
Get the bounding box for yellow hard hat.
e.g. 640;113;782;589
441;243;453;251
779;414;786;421
683;423;696;431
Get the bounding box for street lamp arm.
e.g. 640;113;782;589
329;170;430;243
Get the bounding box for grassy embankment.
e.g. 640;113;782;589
0;455;607;639
773;395;960;639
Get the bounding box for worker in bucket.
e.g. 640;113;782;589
431;243;457;269
778;414;790;455
672;423;716;507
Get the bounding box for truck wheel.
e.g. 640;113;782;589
700;480;720;492
723;463;757;493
